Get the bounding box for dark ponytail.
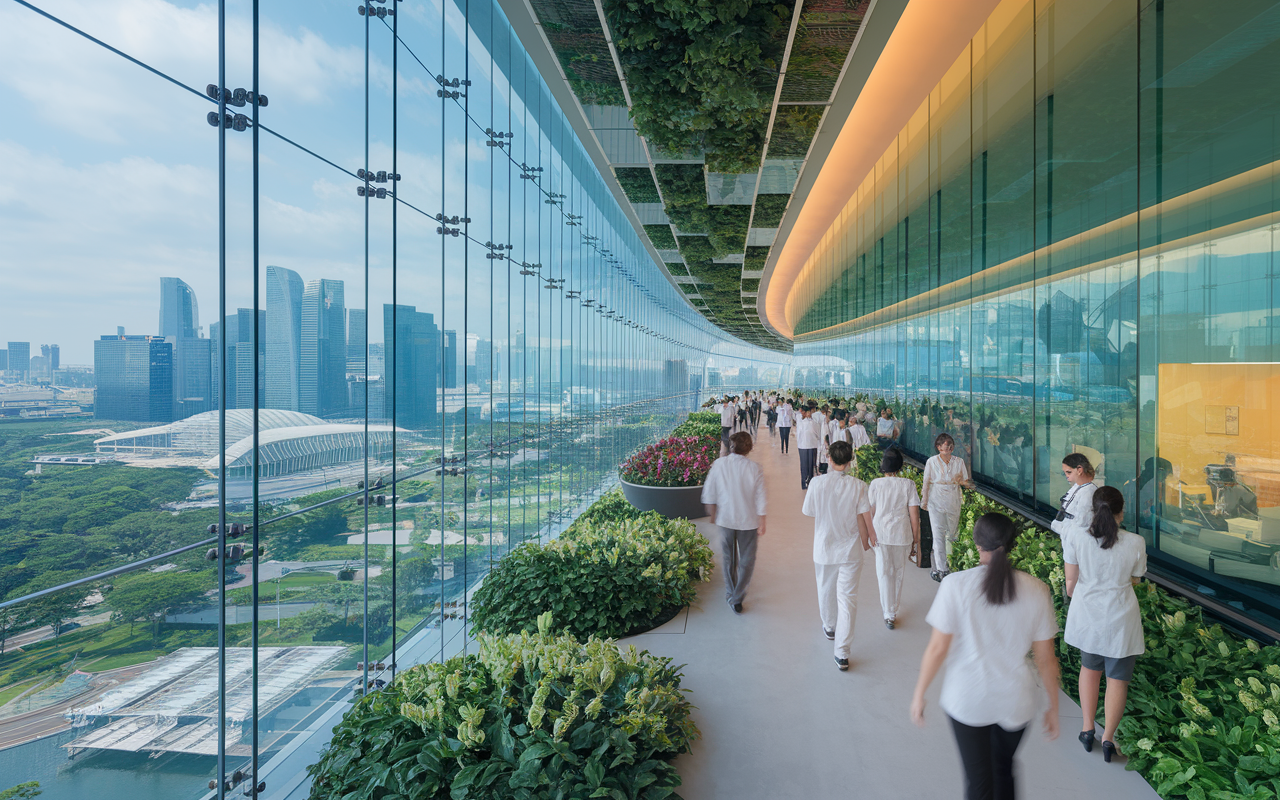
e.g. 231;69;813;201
1089;486;1124;549
973;512;1019;605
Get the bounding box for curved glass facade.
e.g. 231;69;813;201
788;0;1280;627
0;0;786;797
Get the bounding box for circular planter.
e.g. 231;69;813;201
619;479;707;520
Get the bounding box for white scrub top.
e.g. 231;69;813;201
1050;482;1097;541
927;567;1059;730
923;455;971;511
802;471;872;564
1063;529;1147;658
867;476;921;546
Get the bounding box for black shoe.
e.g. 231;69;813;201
732;603;744;614
834;656;849;671
823;627;835;640
884;618;895;630
1079;730;1094;753
1102;740;1117;763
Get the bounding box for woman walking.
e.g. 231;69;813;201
777;398;794;455
876;406;901;450
1052;453;1098;542
1064;486;1146;762
923;433;975;582
911;512;1061;800
867;447;920;629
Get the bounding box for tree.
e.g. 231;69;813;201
108;571;210;645
0;782;40;800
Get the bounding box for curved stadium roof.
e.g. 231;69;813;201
95;409;329;458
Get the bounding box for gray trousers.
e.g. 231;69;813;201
721;527;759;606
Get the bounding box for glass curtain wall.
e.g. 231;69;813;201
789;0;1280;628
0;0;786;797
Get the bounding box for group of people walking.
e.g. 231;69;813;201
702;392;1149;800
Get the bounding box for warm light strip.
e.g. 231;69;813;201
795;203;1280;342
763;0;1004;339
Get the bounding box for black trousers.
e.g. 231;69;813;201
799;448;817;489
779;427;790;451
948;716;1026;800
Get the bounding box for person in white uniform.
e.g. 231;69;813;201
911;512;1060;800
701;432;767;614
876;407;901;450
719;396;737;452
922;432;975;582
795;405;823;490
1052;453;1097;544
1064;486;1146;763
777;399;794;454
802;441;874;671
815;405;831;475
867;447;920;628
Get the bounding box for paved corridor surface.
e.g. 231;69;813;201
625;424;1161;800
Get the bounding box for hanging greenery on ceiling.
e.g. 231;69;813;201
770;106;825;159
604;0;791;173
644;223;678;249
752;194;790;228
531;0;627;106
614;167;661;203
779;2;869;103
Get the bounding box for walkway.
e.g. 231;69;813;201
626;425;1160;800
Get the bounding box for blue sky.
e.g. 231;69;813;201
0;0;733;366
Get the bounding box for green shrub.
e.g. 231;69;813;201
752;194;789;228
671;411;720;439
645;224;678;249
615;167;660;203
470;515;713;641
306;614;698;800
575;488;644;526
769;106;824;159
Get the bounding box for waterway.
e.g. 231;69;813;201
0;732;214;800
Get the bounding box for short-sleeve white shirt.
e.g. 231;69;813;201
778;405;794;428
700;453;766;530
802;472;872;564
867;476;921;545
924;455;971;511
926;568;1060;730
849;424;871;448
1051;482;1097;540
1063;530;1147;658
720;402;737;427
796;416;823;449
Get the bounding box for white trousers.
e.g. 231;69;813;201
815;558;864;659
929;499;961;573
873;543;911;620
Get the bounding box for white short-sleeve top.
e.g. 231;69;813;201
877;417;897;437
802;472;873;564
867;476;921;546
926;567;1060;730
1050;482;1097;540
1062;529;1147;658
924;455;971;509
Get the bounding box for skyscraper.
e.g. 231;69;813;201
6;342;30;380
347;308;367;373
94;335;173;423
383;304;439;430
0;350;7;371
300;279;347;417
266;265;304;410
442;330;458;389
159;277;200;339
211;309;265;410
41;344;60;372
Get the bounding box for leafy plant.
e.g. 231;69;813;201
645;224;678;249
307;613;698;800
615;167;661;203
752;194;789;228
769;105;824;159
670;411;721;439
576;488;645;526
469;515;712;641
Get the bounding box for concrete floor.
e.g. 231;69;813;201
625;426;1161;800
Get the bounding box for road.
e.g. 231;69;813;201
0;662;153;751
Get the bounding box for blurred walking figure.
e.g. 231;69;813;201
911;512;1061;800
720;395;737;452
802;441;874;671
702;432;767;614
1064;486;1146;763
876;406;901;449
867;448;920;628
778;399;794;454
796;405;823;490
923;433;975;582
766;401;778;438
